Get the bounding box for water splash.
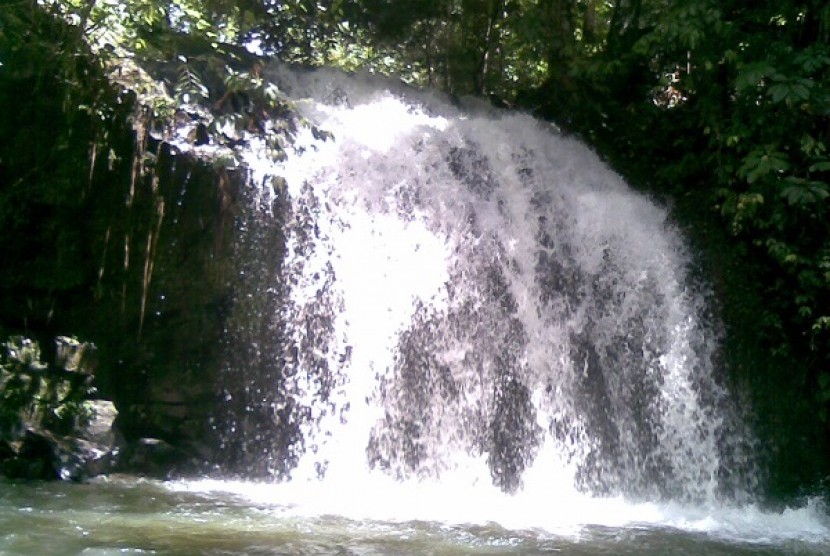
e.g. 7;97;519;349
217;65;758;508
170;477;830;548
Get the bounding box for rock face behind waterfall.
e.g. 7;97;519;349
0;24;291;474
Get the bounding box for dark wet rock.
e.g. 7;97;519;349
0;400;120;482
3;428;84;481
0;439;14;460
116;437;195;479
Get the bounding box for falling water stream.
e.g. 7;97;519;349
223;65;756;500
1;66;828;554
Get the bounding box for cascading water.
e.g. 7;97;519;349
215;64;759;511
182;65;830;548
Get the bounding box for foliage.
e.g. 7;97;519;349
0;1;119;304
615;0;830;417
352;0;613;96
0;337;98;439
0;338;45;438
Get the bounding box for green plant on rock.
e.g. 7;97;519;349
50;399;97;437
0;336;98;440
0;338;46;437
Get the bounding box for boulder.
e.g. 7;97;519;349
79;400;119;446
0;399;119;481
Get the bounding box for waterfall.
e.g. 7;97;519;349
216;65;757;507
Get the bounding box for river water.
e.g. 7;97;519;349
1;476;828;555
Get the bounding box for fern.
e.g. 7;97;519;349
173;58;208;104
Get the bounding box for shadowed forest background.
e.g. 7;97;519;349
0;0;828;498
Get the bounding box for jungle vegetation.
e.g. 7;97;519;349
1;0;828;492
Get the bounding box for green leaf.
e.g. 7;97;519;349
795;49;830;73
174;63;208;104
735;62;776;91
768;83;789;103
814;316;830;333
801;135;826;156
780;178;830;205
809;160;830;173
738;149;790;183
768;79;814;104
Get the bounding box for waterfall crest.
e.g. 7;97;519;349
217;65;757;505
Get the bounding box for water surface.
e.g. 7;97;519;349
1;477;826;555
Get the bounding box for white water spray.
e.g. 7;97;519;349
204;65;830;544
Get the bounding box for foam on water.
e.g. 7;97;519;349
170;476;830;546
